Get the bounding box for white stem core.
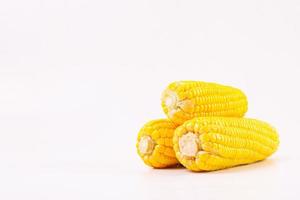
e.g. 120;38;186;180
139;136;155;155
179;132;200;157
163;90;178;113
162;89;193;118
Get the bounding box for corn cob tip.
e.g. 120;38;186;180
138;136;155;155
179;132;201;157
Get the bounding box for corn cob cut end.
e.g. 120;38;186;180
137;119;179;168
138;136;155;155
179;132;200;157
161;88;193;124
136;135;162;168
176;132;206;171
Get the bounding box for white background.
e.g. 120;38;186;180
1;0;300;199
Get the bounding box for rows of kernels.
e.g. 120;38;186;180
173;117;279;171
200;132;275;157
137;119;179;168
161;81;248;124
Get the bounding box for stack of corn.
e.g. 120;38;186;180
136;81;279;172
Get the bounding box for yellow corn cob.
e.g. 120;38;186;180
161;81;248;124
137;119;179;168
173;117;279;171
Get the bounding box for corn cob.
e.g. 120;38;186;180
161;81;248;124
173;117;279;171
137;119;179;168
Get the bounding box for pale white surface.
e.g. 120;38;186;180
1;0;300;199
